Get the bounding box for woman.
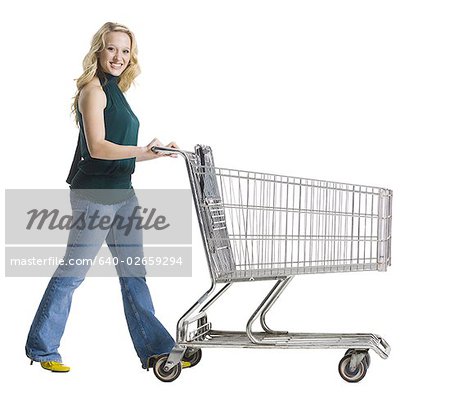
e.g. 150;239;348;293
25;22;181;372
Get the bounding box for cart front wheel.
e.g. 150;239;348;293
153;355;181;382
183;348;202;367
338;354;367;383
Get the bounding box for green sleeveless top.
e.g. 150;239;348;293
69;72;139;204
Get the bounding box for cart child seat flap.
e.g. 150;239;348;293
194;145;236;279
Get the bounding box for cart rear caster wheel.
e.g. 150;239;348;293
344;349;371;369
183;348;202;367
338;352;368;383
362;352;371;369
153;355;181;382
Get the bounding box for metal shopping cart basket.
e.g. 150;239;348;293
150;144;392;383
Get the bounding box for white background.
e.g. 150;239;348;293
1;0;449;399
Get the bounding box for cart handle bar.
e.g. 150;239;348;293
151;145;194;160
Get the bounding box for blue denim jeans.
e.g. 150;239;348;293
25;189;175;368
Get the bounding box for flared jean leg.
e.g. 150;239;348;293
106;195;175;368
118;276;176;368
25;275;85;362
25;192;114;362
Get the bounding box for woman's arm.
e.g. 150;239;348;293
79;85;153;161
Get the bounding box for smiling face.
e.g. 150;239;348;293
98;31;131;76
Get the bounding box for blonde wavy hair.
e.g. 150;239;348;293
71;22;141;125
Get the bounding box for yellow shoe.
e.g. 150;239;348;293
40;361;71;373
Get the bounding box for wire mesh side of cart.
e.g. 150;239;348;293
191;146;392;283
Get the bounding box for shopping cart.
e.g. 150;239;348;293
150;144;392;383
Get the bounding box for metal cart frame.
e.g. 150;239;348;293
150;145;392;383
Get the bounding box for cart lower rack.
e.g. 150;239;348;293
150;145;392;383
